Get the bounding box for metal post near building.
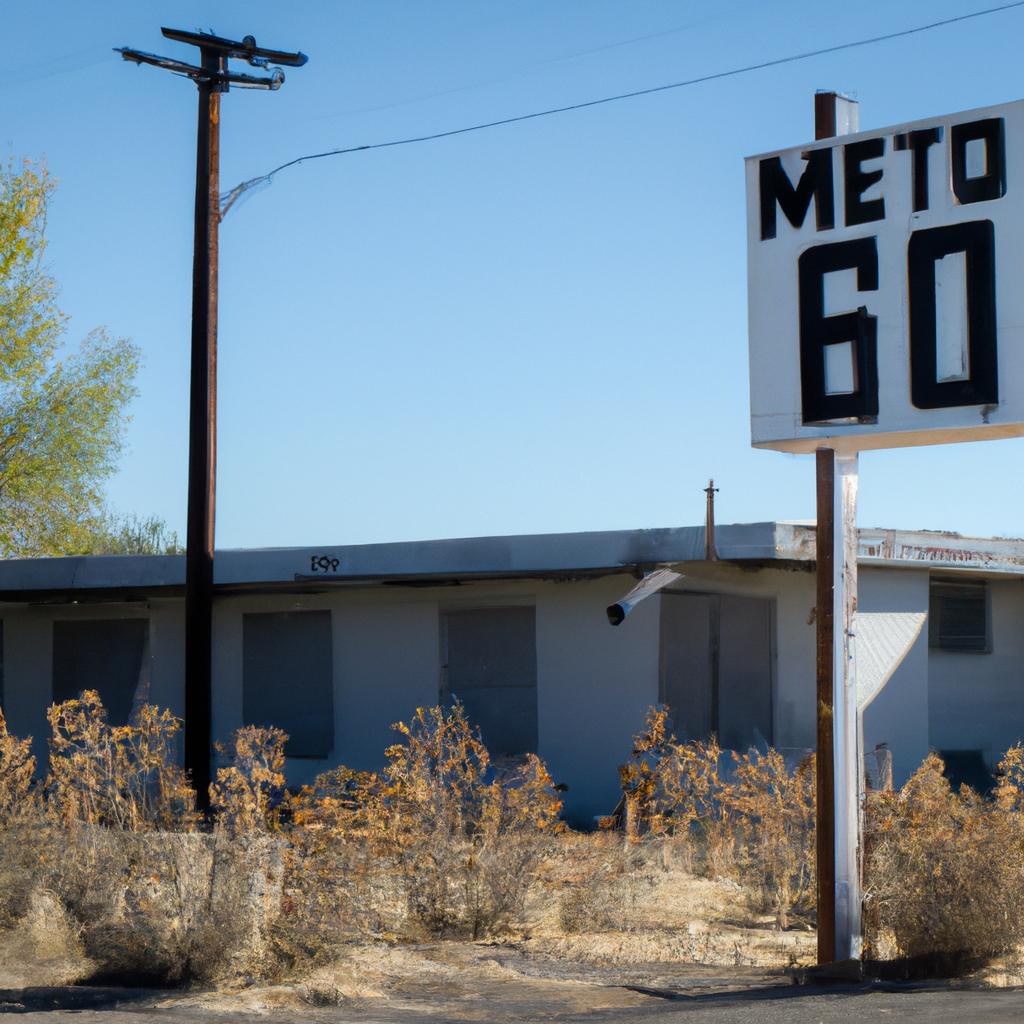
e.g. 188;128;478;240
749;83;1024;971
117;29;307;806
813;90;862;965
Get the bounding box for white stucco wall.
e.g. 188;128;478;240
929;577;1024;768
535;576;660;824
858;566;930;784
0;600;180;770
210;575;662;818
2;557;1013;817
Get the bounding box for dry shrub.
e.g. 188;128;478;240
616;707;815;928
864;749;1024;963
555;833;636;934
0;707;35;825
273;766;396;965
210;726;287;835
381;703;563;938
46;691;195;831
0;709;44;926
6;699;284;984
44;826;282;985
279;703;563;949
729;747;815;929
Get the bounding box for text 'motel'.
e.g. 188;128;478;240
746;100;1024;453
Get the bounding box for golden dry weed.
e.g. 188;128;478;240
864;750;1024;962
0;707;35;825
209;725;287;836
46;691;195;831
616;708;815;929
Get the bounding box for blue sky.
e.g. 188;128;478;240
4;0;1024;547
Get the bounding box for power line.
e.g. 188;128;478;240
221;1;1024;218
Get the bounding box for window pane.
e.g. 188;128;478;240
52;619;148;726
718;595;774;751
659;593;713;740
929;580;988;652
243;611;333;758
443;608;537;757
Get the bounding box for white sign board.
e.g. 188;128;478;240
747;99;1024;453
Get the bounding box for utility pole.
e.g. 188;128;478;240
117;29;307;807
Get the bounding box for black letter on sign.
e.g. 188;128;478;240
844;137;886;226
799;237;879;424
894;127;941;212
951;118;1006;205
759;148;834;240
908;219;997;409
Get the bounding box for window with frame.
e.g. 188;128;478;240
242;610;334;758
52;618;149;725
929;578;990;653
441;607;538;758
659;592;774;750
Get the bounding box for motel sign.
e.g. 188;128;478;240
746;99;1024;454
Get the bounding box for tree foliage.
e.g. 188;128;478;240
0;160;142;556
81;513;183;556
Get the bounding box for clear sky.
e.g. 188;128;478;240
4;0;1024;548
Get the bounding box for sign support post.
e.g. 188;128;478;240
813;91;862;965
749;85;1024;970
831;450;861;961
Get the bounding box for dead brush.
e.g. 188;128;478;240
0;707;44;927
864;749;1024;964
274;766;399;963
553;832;644;934
381;703;563;939
38;700;283;985
616;707;815;929
209;725;288;836
45;691;196;831
281;703;563;945
0;707;36;826
728;747;815;930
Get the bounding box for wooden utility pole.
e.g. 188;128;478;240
117;29;307;807
814;90;863;965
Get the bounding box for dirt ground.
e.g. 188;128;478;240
1;838;1020;1022
1;947;1023;1023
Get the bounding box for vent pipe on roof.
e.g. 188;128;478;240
704;479;719;561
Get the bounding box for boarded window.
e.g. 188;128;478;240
929;578;989;652
660;593;773;750
52;619;149;726
243;611;333;758
442;607;537;758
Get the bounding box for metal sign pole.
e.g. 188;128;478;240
832;451;861;960
814;91;862;964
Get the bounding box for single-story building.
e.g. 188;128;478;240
1;521;1022;823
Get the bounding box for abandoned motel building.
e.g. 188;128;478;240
0;519;1022;824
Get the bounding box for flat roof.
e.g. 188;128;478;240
1;521;1022;599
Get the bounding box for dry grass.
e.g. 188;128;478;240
2;693;1023;989
277;701;564;957
46;692;195;831
615;707;816;929
864;748;1024;964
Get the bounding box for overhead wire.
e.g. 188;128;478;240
220;1;1024;218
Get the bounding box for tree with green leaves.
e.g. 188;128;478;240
0;160;165;557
